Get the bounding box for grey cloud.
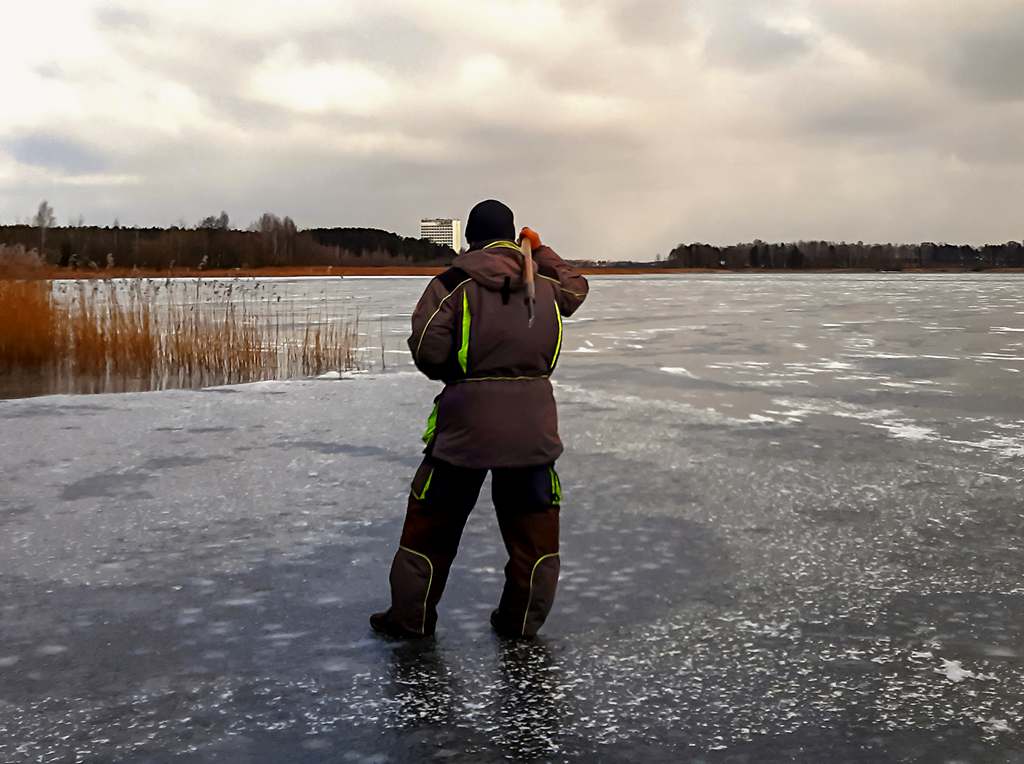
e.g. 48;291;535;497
296;14;452;77
5;133;108;174
92;16;282;127
448;120;647;185
33;62;65;80
536;39;666;98
703;14;811;72
607;0;695;46
0;112;645;251
947;19;1024;101
811;2;1024;101
558;0;695;46
4;0;1024;257
94;4;150;31
91;9;451;132
940;110;1024;165
799;91;936;140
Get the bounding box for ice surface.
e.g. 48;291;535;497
2;274;1023;761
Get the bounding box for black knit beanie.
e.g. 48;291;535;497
465;199;515;248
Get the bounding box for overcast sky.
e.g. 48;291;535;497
2;1;1022;259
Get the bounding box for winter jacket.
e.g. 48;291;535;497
408;241;589;469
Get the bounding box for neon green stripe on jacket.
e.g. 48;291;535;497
551;300;563;370
422;402;439;445
483;240;522;253
458;290;471;374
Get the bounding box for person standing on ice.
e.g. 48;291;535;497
371;199;589;639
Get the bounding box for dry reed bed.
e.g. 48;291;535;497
0;278;359;394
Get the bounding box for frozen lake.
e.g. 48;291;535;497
1;274;1023;761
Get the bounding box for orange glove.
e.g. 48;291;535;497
519;227;542;250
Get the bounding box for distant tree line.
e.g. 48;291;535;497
0;203;455;270
305;227;458;263
663;239;1024;270
4;200;1022;271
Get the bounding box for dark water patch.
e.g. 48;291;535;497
60;471;154;501
874;592;1024;651
280;440;412;465
796;502;881;527
693;723;1006;764
857;356;959;381
141;455;231;471
682;339;774;356
0;402;113;419
559;400;617;414
0;504;34;527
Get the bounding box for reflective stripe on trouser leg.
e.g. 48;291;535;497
384;460;485;635
386;493;465;636
495;504;560;637
388;544;434;635
521;552;560;636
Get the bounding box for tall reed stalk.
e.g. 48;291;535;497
0;278;360;395
0;280;67;369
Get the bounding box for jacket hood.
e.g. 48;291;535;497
452;245;528;292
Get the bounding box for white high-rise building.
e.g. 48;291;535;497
419;218;462;252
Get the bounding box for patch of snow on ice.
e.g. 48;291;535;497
947;434;1024;460
230;380;296;391
846;353;918;360
660;367;699;379
317;370;370;380
553;382;743;427
937;659;973;682
879;381;924;389
771;397;939;443
869;422;938;441
845;338;876;350
983;718;1015;735
342;275;431;280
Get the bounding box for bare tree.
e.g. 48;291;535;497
282;216;297;264
197;211;230;230
252;212;283;264
33;200;56;257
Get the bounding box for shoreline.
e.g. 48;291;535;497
1;265;1023;280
